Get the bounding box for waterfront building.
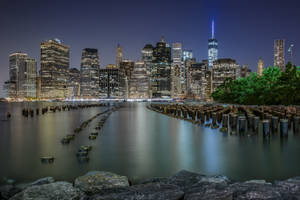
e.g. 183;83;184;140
208;20;218;68
18;58;37;98
120;59;134;79
185;58;197;96
80;48;100;98
40;39;69;99
151;36;172;98
171;43;185;97
120;59;134;98
129;61;149;99
189;62;209;100
212;58;240;91
116;44;123;68
274;39;285;71
36;76;41;99
9;52;37;98
257;58;264;76
69;68;80;98
142;44;153;97
2;81;16;99
99;68;126;99
142;44;154;73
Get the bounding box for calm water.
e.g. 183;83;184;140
0;102;300;184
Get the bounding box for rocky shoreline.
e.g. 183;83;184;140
1;170;300;199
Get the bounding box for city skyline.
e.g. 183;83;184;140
1;0;300;97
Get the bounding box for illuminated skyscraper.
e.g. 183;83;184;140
183;50;193;64
274;39;285;71
151;36;172;98
8;52;37;98
129;61;149;99
69;68;80;98
80;48;100;98
208;20;218;68
116;44;123;68
142;44;153;97
40;39;70;99
257;58;264;76
171;42;184;97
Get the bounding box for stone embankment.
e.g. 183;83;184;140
1;170;300;199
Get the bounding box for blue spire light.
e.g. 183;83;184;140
212;20;215;39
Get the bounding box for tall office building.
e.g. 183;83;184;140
99;68;126;99
18;58;37;98
212;58;240;91
142;44;154;73
8;52;37;98
80;48;100;98
189;62;209;100
257;58;264;76
69;68;80;98
208;20;218;68
151;36;172;98
120;59;135;79
183;50;193;64
9;52;28;98
274;39;285;71
129;61;149;99
171;42;184;97
40;39;70;99
116;44;123;68
142;44;153;98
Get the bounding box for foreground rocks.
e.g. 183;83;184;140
1;170;300;199
74;171;129;195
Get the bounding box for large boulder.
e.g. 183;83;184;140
184;179;232;200
74;171;129;195
10;181;84;200
275;177;300;199
16;177;55;191
142;170;205;192
88;183;184;200
229;182;282;200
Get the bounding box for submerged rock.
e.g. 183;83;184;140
74;171;129;195
88;183;184;200
10;181;84;200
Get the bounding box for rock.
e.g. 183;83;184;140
0;185;21;200
229;182;282;200
275;177;300;199
88;183;184;200
16;177;55;190
10;181;84;200
74;171;129;195
142;170;205;192
244;180;270;185
184;179;232;200
198;175;230;185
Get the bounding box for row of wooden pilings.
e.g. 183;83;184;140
21;103;109;117
149;104;300;137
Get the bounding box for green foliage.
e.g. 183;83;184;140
211;63;300;105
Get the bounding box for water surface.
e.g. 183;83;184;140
0;102;299;184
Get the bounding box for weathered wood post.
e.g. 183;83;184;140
280;119;289;137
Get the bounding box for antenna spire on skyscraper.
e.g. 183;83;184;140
212;20;215;39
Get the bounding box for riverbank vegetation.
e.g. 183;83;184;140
211;63;300;105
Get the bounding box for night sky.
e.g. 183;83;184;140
0;0;299;96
